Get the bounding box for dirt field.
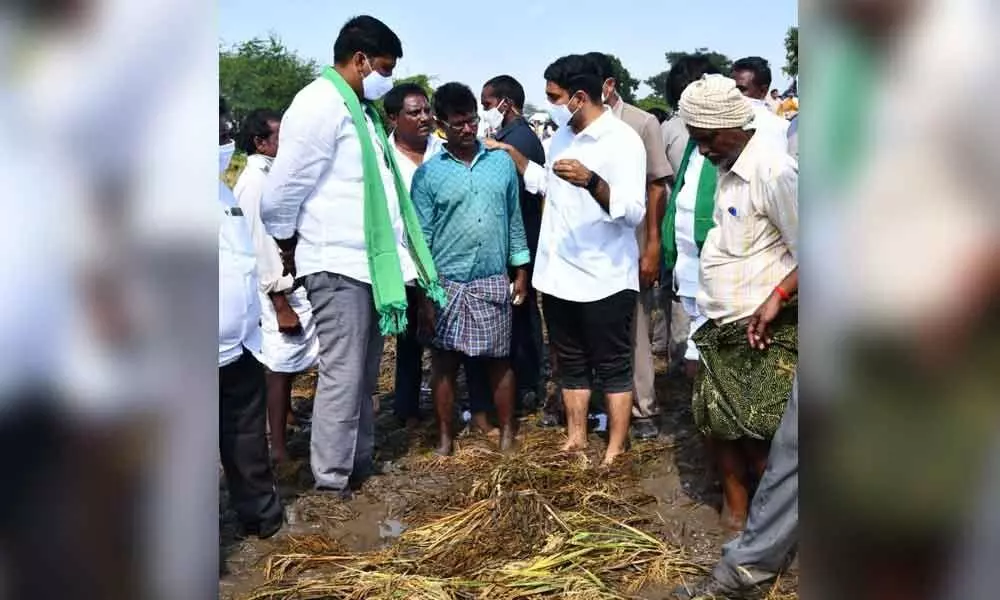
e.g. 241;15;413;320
219;339;798;599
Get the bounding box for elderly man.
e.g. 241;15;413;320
679;75;798;531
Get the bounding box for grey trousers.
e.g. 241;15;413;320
631;288;658;420
714;376;799;589
303;272;384;491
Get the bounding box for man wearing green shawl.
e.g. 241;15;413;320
677;74;798;532
261;16;444;496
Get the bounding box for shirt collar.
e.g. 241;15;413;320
609;97;624;119
440;140;488;166
389;132;441;159
246;153;274;173
495;116;529;141
727;131;766;182
577;107;616;141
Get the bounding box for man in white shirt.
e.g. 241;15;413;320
731;57;790;152
383;82;443;428
679;75;798;531
234;108;320;464
260;16;427;497
489;54;647;466
219;97;282;539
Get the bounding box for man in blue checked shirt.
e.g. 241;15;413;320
411;82;530;456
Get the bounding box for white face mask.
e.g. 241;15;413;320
219;140;236;175
547;98;580;129
482;100;506;131
362;57;393;101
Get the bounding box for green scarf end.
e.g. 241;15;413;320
377;304;409;337
421;280;447;309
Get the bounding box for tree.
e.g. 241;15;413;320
393;73;436;96
636;95;670;115
644;48;733;106
523;102;542;118
784;26;798;78
602;53;640;105
219;34;319;123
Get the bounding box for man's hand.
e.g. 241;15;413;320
639;244;661;288
747;291;784;350
483;138;511;152
553;159;592;187
512;269;528;306
270;293;303;336
275;236;298;278
417;297;437;340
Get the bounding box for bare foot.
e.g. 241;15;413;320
435;435;455;456
561;438;589;452
271;447;289;466
721;501;748;533
600;447;626;467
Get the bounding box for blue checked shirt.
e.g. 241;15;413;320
411;143;530;283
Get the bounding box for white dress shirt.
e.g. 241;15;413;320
234;153;319;373
389;132;443;189
749;98;791;153
698;131;798;325
673;150;706;300
219;179;263;367
261;76;417;284
525;109;647;302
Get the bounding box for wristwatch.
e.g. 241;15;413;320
585;171;600;193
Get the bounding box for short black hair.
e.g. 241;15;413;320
665;55;722;108
332;15;403;64
583;52;615;82
483;75;526;110
543;54;603;103
432;82;477;121
732;56;772;89
384;83;428;117
237;109;282;155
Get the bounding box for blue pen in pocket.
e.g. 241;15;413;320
727;206;738;217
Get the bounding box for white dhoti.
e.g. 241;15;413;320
259;286;319;373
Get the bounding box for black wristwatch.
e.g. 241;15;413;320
585;171;600;193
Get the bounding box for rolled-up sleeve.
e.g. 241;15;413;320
762;161;799;262
234;165;294;294
523;159;548;196
504;159;531;267
261;98;337;240
604;131;647;227
410;165;435;251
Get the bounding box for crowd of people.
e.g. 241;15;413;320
219;14;798;600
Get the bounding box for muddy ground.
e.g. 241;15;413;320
219;340;798;599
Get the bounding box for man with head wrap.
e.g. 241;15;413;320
679;75;798;532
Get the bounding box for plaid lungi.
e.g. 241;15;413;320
431;275;512;358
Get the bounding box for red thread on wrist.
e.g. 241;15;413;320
775;286;791;302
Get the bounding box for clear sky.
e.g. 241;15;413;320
219;0;798;110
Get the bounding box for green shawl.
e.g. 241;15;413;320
322;67;445;335
661;139;717;270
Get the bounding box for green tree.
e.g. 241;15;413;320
644;48;733;106
393;73;436;96
636;95;670;114
602;53;640;105
784;26;798;78
219;34;319;123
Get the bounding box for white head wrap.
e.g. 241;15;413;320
678;74;755;130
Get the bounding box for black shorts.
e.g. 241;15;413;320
542;290;638;394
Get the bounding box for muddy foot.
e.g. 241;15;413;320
435;437;455;456
499;428;517;453
561;439;589;452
